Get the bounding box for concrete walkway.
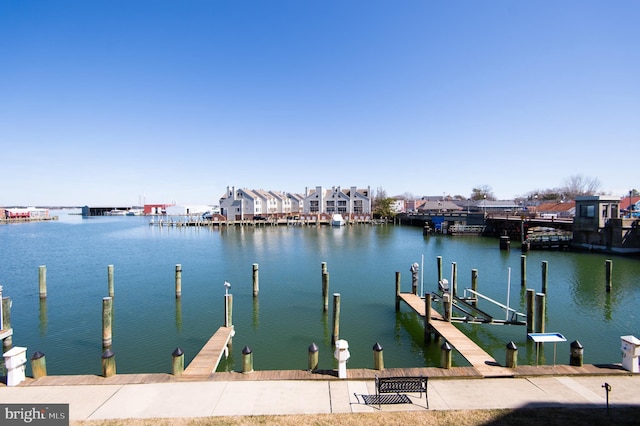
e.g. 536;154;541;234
1;373;638;421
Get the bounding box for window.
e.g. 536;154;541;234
580;205;595;218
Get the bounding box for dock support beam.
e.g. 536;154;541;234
108;264;114;298
332;293;341;345
534;292;546;333
175;264;182;298
526;289;535;334
102;296;113;350
440;341;452;369
395;272;401;312
506;341;518;368
39;265;47;299
424;293;433;343
373;342;384;370
471;269;478;308
252;263;259;297
308;343;319;372
605;260;613;293
323;272;330;312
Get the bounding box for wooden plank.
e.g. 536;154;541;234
181;326;234;380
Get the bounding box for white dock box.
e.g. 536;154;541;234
3;346;27;369
621;335;640;373
3;346;27;386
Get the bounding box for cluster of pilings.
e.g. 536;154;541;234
398;254;603;368
6;254;615;378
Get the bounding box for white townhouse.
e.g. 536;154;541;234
268;191;293;216
220;185;371;219
302;186;372;216
286;192;305;214
219;187;264;220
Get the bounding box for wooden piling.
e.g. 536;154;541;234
534;292;546;333
500;236;510;250
411;263;419;295
242;346;253;374
321;262;327;275
102;297;113;349
31;351;47;379
332;293;341;345
443;293;451;321
520;255;527;288
175;264;182;298
323;272;330;312
541;261;548;294
440;341;452;369
172;347;184;375
506;341;518;368
102;349;116;377
308;343;319;372
526;289;535;334
437;256;443;284
107;264;114;297
2;296;12;352
224;294;233;328
451;262;458;298
570;340;584;366
39;265;47;299
373;342;384;370
395;272;401;312
424;293;432;343
605;260;613;293
252;263;259;297
471;269;478;308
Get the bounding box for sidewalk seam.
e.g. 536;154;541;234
86;384;125;421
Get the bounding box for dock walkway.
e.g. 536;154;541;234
399;293;511;377
179;326;234;381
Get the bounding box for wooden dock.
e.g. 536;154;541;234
179;326;234;381
399;293;512;377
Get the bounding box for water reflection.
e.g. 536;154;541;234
39;298;47;335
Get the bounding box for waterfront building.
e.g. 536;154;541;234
301;186;371;216
165;204;212;216
143;203;175;215
2;207;50;219
572;195;640;254
220;186;371;220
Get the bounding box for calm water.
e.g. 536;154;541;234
1;210;639;375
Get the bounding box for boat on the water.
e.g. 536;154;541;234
331;213;345;226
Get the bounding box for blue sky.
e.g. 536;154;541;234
1;1;638;206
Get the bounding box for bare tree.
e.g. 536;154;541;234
470;185;496;201
562;175;601;198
